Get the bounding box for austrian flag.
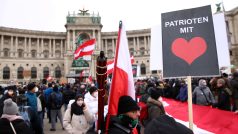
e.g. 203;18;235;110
74;39;96;60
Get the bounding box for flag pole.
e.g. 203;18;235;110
96;51;107;133
187;76;193;130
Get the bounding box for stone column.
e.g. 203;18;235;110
41;38;44;58
148;36;150;54
133;37;136;56
112;38;115;55
67;31;70;51
72;30;75;51
49;39;52;58
98;30;101;50
144;36;147;55
10;36;13;57
105;39;108;57
0;35;3;57
29;38;31;57
37;38;40;57
60;39;63;58
53;39;56;58
137;37;140;55
15;36;18;57
24;37;27;57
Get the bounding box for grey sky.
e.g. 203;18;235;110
0;0;237;32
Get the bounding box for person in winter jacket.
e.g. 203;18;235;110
108;96;140;134
0;86;16;116
0;98;33;134
176;80;188;102
192;79;216;106
63;94;95;134
212;78;232;111
230;72;238;113
84;86;98;115
144;87;165;126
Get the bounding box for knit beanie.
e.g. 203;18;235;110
3;98;19;115
118;96;140;115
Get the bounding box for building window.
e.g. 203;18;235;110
3;48;10;57
43;50;49;58
140;63;146;75
43;67;49;78
3;66;10;79
230;50;233;56
55;66;61;78
31;67;37;79
140;47;145;56
152;70;157;74
31;50;37;58
17;66;24;79
55;50;61;58
18;49;24;58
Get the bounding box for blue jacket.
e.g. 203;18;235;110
176;85;188;102
25;92;37;112
44;87;53;103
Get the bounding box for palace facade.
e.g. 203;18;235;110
0;7;238;84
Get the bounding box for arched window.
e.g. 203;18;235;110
17;66;24;79
31;67;37;79
129;48;134;56
140;63;146;75
43;50;49;58
140;47;145;56
3;48;10;57
55;50;61;58
18;49;24;58
43;67;49;78
3;66;10;79
31;50;37;58
55;66;61;78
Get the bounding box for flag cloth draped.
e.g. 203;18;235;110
74;39;96;60
153;98;238;134
106;21;136;132
107;56;134;75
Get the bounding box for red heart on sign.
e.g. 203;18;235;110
171;37;207;65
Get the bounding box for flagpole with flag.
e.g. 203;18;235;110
105;21;136;133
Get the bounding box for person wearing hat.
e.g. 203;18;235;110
0;86;16;117
108;95;140;134
63;94;95;134
0;98;33;134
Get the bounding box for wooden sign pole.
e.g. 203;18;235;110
187;76;193;130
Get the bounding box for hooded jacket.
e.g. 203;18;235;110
63;104;95;134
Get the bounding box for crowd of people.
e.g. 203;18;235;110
0;71;237;134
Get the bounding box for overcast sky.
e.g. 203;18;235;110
0;0;237;32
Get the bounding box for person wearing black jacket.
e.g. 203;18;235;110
0;98;33;134
0;86;16;116
108;96;140;134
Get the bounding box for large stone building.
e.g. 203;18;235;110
0;7;237;84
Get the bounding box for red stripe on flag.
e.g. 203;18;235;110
74;39;96;60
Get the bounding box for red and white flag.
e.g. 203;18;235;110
107;56;134;75
74;39;96;60
107;21;135;116
157;98;238;134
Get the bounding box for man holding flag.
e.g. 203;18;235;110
106;21;140;134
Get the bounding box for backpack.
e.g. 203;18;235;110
50;92;63;109
18;106;31;127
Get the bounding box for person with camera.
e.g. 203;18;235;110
63;94;95;134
